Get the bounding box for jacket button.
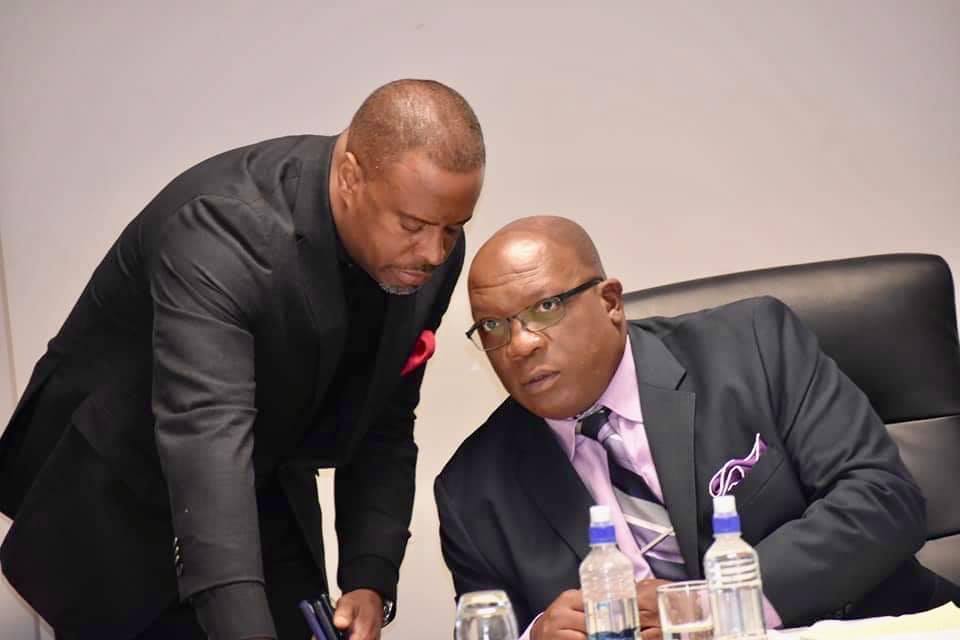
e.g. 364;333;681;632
173;537;183;575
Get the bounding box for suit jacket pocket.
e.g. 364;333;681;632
732;446;805;543
0;353;61;514
731;446;784;506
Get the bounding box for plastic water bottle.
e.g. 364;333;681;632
579;505;640;640
703;495;767;640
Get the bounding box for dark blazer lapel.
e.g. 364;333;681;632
513;402;594;565
291;135;346;336
340;293;417;456
288;136;349;425
628;324;701;578
339;253;453;455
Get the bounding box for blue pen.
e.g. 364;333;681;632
299;600;330;640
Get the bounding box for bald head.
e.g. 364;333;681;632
346;79;485;176
469;216;605;290
466;216;625;420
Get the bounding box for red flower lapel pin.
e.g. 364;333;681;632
401;329;436;376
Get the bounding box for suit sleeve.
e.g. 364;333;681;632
334;234;465;609
148;196;275;636
435;474;535;629
751;297;926;625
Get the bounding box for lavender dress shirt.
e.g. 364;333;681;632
517;337;781;639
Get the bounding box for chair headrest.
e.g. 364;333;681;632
623;254;960;423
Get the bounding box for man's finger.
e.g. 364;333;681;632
638;609;661;629
332;598;356;630
557;589;585;611
636;579;670;610
551;607;588;633
349;608;380;640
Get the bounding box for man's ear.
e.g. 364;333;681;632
337;151;364;201
600;278;625;324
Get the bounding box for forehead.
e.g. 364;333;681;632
469;240;582;317
374;150;482;223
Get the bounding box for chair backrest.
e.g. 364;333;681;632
622;253;960;584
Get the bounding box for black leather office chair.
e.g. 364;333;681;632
622;253;960;584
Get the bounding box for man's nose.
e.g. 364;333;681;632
418;227;449;267
505;318;544;359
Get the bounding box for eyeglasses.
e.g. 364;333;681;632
466;278;603;351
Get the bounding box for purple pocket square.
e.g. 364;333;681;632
709;433;767;497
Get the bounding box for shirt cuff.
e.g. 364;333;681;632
762;593;783;629
191;581;277;640
519;612;543;640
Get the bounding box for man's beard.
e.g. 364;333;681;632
379;282;421;295
378;264;436;295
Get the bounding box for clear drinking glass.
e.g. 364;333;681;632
455;590;519;640
657;580;714;640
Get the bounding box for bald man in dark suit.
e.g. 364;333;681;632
437;217;959;639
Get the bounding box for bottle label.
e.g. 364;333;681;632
588;631;637;640
585;597;639;640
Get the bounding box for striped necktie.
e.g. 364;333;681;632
578;407;688;580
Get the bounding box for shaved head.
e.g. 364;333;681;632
347;79;485;176
467;215;626;419
469;216;605;291
328;79;484;297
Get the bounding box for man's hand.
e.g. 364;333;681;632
333;588;385;640
531;589;587;640
636;578;671;640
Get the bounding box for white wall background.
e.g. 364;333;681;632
1;1;958;638
0;236;39;639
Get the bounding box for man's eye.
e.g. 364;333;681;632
536;298;561;313
402;221;425;233
444;225;462;236
479;319;502;333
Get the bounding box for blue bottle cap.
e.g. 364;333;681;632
712;495;741;534
589;523;617;544
588;505;617;544
712;513;741;534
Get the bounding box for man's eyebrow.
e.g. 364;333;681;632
399;210;473;227
448;213;473;226
469;287;553;320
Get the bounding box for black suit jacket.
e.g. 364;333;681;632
436;297;955;629
0;135;464;634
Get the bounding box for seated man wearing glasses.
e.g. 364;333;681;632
435;216;959;640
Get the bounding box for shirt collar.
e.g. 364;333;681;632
545;335;644;461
